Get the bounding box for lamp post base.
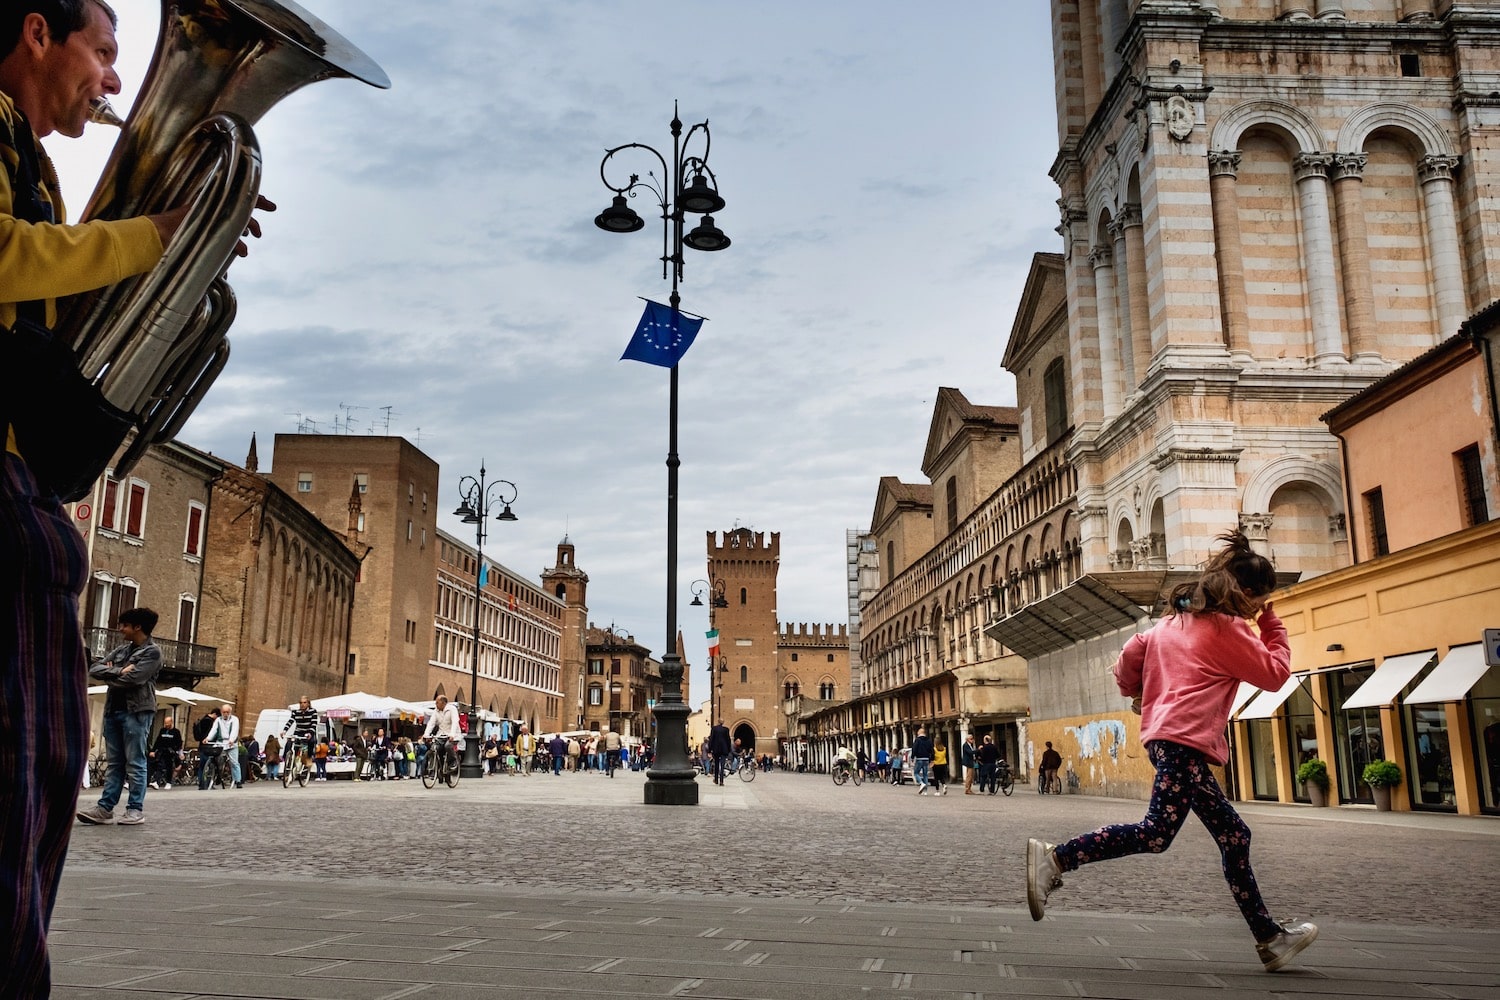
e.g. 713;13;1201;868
459;729;485;779
643;660;699;805
643;775;699;805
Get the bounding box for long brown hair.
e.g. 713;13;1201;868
1169;530;1277;618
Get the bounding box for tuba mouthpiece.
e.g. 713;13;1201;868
88;97;125;128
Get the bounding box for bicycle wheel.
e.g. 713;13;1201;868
281;756;294;788
1001;771;1015;796
295;759;310;787
831;766;848;786
444;754;460;788
421;759;437;788
851;766;864;786
739;759;755;782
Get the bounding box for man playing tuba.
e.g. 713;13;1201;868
0;2;186;992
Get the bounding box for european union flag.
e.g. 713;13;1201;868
620;299;705;368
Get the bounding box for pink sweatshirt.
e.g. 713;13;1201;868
1113;606;1290;765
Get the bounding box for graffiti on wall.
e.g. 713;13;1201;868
1065;719;1128;763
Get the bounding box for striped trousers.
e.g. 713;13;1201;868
0;453;90;996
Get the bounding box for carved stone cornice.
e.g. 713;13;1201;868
1150;446;1243;472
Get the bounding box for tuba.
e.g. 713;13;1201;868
50;0;388;494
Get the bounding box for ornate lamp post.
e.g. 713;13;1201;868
452;463;517;779
595;105;730;806
690;577;729;722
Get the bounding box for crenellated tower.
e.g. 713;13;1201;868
705;528;780;754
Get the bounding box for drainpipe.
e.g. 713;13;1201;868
1333;429;1358;565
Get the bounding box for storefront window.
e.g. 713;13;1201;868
1283;685;1319;803
1246;719;1278;800
1333;667;1379;804
1404;704;1455;810
1468;666;1500;814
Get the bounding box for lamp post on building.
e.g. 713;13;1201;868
452;464;517;779
594;105;730;806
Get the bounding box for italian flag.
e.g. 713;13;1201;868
706;629;720;657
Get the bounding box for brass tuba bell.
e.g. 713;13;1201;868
56;0;389;482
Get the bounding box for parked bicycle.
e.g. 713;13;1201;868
1037;769;1062;794
85;754;108;787
986;759;1016;796
421;738;461;789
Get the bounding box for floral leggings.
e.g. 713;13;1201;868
1052;740;1279;940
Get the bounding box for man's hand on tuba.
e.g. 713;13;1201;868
233;194;277;259
147;194;276;259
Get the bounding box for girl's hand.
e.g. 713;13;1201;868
1129;694;1142;715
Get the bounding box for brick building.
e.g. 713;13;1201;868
582;625;662;743
265;434;438;703
432;528;566;733
703;528;849;759
196;447;361;719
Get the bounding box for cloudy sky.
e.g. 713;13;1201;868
52;1;1060;701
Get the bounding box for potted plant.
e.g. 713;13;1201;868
1362;759;1402;812
1297;758;1330;807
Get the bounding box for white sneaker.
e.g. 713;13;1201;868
1026;839;1064;920
163;783;172;790
1257;921;1318;972
118;809;144;825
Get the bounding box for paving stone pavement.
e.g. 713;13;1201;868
52;768;1500;998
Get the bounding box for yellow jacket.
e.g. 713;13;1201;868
1;90;163;455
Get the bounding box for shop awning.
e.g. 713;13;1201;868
1340;650;1436;710
1403;644;1490;705
1229;681;1261;717
1236;675;1302;720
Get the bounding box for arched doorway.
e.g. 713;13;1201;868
732;723;757;755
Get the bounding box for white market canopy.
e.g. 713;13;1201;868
298;692;428;720
88;685;228;708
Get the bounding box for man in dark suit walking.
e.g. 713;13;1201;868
708;720;732;785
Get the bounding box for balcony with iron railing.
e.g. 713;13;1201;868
84;627;218;685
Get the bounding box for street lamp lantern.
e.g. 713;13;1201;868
453;462;518;779
595;103;732;806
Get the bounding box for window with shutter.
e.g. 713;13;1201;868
125;482;147;538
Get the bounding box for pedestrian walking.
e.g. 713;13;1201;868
708;720;732;785
911;728;933;794
549;734;567;775
263;735;282;780
1025;530;1317;973
932;740;949;794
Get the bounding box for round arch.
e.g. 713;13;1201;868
1210;99;1325;154
1337;102;1454;158
1241;454;1344;516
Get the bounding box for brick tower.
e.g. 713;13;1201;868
541;536;589;730
706;528;780;756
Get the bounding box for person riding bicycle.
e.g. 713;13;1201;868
834;745;856;774
1040;741;1063;792
280;695;319;772
602;725;623;777
198;703;239;789
422;694;463;776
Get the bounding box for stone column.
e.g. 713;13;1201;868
1331;152;1378;360
1118;204;1152;383
1418;154;1468;339
1399;0;1435;21
1208;150;1251;360
1279;0;1314;19
1294;152;1347;364
1108;215;1136;395
1090;245;1123;418
1315;0;1346;19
